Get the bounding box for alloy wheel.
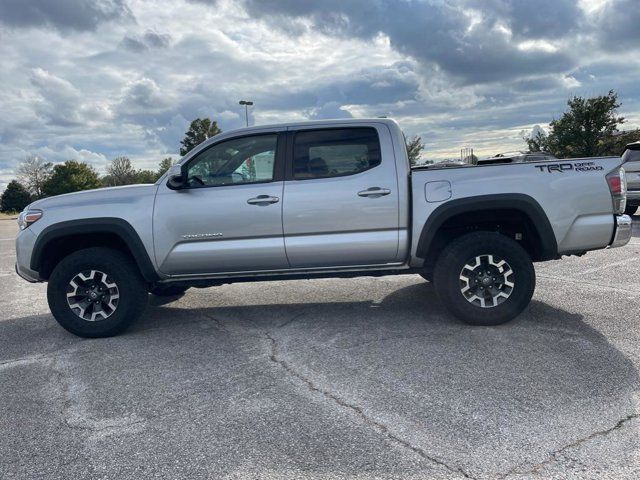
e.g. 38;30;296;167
66;270;120;321
459;254;515;308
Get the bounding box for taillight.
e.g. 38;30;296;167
606;167;626;214
608;174;622;194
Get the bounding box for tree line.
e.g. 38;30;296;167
1;118;221;213
4;94;638;213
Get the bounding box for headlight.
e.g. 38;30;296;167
17;209;43;230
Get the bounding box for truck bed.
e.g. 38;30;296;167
409;157;622;263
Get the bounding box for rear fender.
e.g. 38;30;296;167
416;194;558;261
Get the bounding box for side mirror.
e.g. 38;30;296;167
166;165;186;190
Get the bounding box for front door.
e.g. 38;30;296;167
153;132;288;275
282;125;400;268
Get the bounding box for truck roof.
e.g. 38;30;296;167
180;118;403;163
217;117;401;137
178;118;400;164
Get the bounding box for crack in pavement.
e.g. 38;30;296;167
501;412;640;478
277;311;307;329
264;331;474;479
198;311;227;331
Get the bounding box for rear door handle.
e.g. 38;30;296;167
247;195;280;205
357;187;391;198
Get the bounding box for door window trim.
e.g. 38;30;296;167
284;127;382;181
179;132;286;190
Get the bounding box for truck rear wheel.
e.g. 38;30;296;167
433;232;535;326
624;205;637;216
47;247;148;338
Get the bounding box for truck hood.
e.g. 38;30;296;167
29;184;159;210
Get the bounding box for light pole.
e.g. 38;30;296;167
239;100;253;127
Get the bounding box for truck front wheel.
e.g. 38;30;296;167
433;232;535;326
47;247;148;338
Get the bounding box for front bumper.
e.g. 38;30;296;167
609;214;633;248
15;228;41;282
15;263;39;283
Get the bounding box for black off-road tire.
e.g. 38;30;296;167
150;285;189;297
47;247;148;338
433;232;535;326
624;205;637;216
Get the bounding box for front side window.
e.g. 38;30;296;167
185;134;277;187
293;128;381;179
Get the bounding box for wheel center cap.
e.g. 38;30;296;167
482;277;492;285
89;291;98;299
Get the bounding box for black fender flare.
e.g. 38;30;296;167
416;193;558;261
31;218;159;282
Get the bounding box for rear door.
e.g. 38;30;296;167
282;124;400;268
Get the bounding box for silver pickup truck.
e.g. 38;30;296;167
15;119;632;337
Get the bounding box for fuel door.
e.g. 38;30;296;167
425;180;452;203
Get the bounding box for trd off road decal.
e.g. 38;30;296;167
534;161;604;173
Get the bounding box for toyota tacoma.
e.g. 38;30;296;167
15;119;632;337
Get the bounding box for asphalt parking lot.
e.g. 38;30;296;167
1;217;639;480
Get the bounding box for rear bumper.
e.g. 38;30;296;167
627;190;640;205
609;214;632;248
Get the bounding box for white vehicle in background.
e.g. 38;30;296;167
477;151;557;166
622;141;640;216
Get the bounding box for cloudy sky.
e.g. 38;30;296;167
1;0;639;189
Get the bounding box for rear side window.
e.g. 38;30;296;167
293;128;381;179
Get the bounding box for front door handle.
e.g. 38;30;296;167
357;187;391;198
247;195;280;206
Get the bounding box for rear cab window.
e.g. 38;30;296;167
292;128;381;179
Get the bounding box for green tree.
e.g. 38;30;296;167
179;118;221;156
1;180;32;212
406;135;425;166
601;129;640;156
105;156;136;186
526;90;625;158
525;129;548;153
134;169;158;184
16;155;53;199
157;157;174;177
42;161;102;197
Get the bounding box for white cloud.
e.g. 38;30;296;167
0;0;638;192
517;40;558;53
561;75;582;89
